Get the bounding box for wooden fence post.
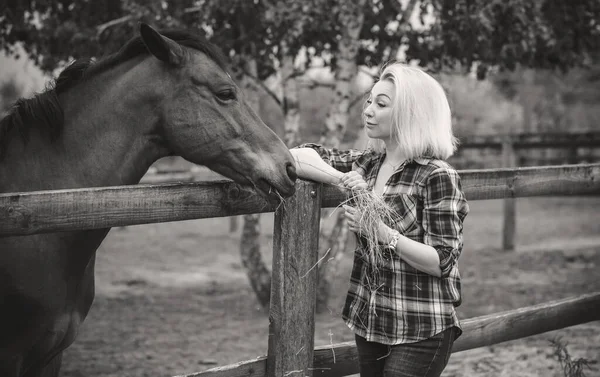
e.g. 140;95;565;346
266;180;321;377
502;139;517;251
229;216;238;232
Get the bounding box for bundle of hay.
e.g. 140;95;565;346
343;188;401;273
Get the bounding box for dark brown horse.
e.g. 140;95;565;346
0;23;296;377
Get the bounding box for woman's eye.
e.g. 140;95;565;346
216;89;236;102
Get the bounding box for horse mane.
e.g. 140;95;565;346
0;28;227;160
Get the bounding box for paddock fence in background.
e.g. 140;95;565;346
142;131;600;250
453;131;600;251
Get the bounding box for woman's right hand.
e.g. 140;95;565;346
340;171;367;191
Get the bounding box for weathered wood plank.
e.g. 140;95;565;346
175;292;600;377
1;164;599;236
0;181;276;236
452;292;600;352
458;131;600;149
502;140;517;251
458;163;600;200
322;163;600;206
267;180;321;377
140;172;200;183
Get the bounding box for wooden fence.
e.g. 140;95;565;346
453;131;600;251
144;131;600;248
2;162;600;377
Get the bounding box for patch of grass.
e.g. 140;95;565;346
549;337;595;377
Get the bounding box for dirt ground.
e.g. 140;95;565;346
59;195;600;377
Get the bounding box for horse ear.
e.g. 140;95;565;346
139;23;184;66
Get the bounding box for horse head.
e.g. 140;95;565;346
138;23;296;198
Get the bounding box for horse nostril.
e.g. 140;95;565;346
286;162;297;182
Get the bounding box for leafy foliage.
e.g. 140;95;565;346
2;0;598;78
1;0;129;71
405;0;600;77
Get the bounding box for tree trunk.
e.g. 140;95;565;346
387;0;418;61
319;1;366;148
240;212;272;308
315;0;367;314
281;43;301;148
315;0;419;313
239;46;303;309
238;56;273;309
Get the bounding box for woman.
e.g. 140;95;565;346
290;62;469;377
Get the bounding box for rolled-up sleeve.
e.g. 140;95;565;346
423;168;469;278
295;143;363;173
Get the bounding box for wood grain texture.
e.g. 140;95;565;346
177;292;600;377
267;180;321;377
0;181;274;236
458;163;600;200
1;164;599;236
458;131;600;149
502;140;517;251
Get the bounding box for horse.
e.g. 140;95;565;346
0;23;297;377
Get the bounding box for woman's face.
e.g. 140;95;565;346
364;80;395;142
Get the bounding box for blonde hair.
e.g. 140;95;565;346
365;63;457;160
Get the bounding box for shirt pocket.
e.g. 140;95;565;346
389;192;419;235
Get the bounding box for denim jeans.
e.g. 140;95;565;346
354;327;457;377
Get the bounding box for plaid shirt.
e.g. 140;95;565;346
299;143;469;345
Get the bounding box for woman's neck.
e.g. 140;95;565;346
383;143;408;166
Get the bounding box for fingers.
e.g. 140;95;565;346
342;204;355;214
342;206;354;222
340;171;367;190
343;205;360;233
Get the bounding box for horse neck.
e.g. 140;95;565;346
7;57;169;192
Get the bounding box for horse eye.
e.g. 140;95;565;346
216;89;236;102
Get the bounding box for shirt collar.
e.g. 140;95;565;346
373;152;433;166
414;157;433;165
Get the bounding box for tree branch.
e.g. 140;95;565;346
297;79;335;89
398;0;418;27
183;6;202;13
359;66;378;80
238;67;283;108
96;15;133;35
96;7;204;36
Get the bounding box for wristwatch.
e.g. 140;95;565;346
389;229;401;251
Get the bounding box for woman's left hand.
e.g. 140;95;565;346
343;205;392;240
343;205;365;234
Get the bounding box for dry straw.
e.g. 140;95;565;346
294;156;401;276
342;188;401;276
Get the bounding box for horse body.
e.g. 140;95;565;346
0;24;296;377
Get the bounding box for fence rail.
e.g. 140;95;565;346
176;292;600;377
457;131;600;149
1;163;599;237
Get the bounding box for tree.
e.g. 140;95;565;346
191;0;340;309
314;0;419;313
404;0;600;77
4;0;598;89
